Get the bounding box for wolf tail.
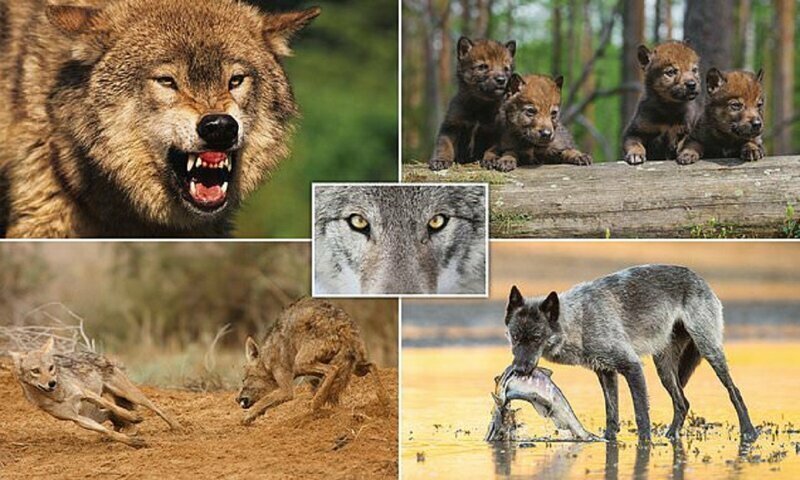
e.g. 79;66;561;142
678;339;703;388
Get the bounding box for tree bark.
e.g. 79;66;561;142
581;0;595;153
773;0;795;154
552;3;563;76
436;1;453;109
621;0;645;128
684;0;733;75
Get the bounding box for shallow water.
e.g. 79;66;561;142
402;343;800;479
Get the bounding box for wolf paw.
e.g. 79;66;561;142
127;436;148;449
741;144;765;162
676;150;699;165
568;152;593;166
625;153;646;165
241;413;258;426
482;155;517;172
429;157;453;171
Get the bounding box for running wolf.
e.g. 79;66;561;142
236;298;389;425
314;185;487;295
503;264;757;443
0;0;319;237
10;338;182;448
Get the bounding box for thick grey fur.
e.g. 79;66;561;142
504;264;758;443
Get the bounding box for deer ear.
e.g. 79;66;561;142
707;68;726;95
539;291;560;330
245;337;260;361
553;75;564;91
263;7;321;57
506;74;524;96
755;68;764;83
505;40;517;58
457;36;474;59
637;45;652;69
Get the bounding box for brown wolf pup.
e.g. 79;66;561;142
677;69;766;165
0;0;319;238
236;298;389;425
10;338;182;448
622;41;701;165
481;74;592;171
429;36;516;170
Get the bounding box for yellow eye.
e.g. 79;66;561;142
348;214;370;231
428;214;448;231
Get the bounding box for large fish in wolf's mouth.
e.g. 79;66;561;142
486;365;601;442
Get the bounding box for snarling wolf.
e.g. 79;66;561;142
503;264;757;443
10;338;182;448
0;0;319;237
314;185;487;295
236;298;389;425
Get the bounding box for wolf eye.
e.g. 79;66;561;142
757;99;764;108
155;76;178;90
229;74;246;90
692;66;699;74
729;101;744;111
348;214;370;233
428;214;449;232
49;364;55;373
551;108;559;119
664;68;677;77
524;106;537;117
476;63;489;72
31;368;41;375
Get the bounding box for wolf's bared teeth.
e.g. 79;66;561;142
225;159;232;172
187;155;196;173
221;182;229;194
190;180;197;196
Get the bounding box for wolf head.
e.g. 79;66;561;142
45;0;319;229
638;41;700;103
503;286;562;376
503;74;564;147
9;338;59;393
456;37;516;100
315;185;486;295
236;337;279;410
705;68;765;139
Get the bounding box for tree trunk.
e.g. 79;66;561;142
621;0;645;128
460;0;471;37
552;4;562;76
684;0;733;75
423;0;440;144
773;0;795;154
654;0;662;42
436;1;452;110
581;0;595;153
735;0;752;68
663;0;672;39
475;0;491;38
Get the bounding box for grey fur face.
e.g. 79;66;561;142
504;286;561;376
314;185;487;295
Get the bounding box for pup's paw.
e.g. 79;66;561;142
624;153;646;165
485;155;517;172
741;144;765;162
567;152;593;166
676;150;699;165
429;157;453;171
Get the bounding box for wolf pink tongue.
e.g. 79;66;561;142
193;183;225;204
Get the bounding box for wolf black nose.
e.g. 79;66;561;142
539;129;553;140
686;80;697;91
48;380;57;389
237;396;252;409
751;119;763;132
197;114;239;149
494;75;507;86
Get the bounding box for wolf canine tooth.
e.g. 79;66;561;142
190;181;197;196
222;182;229;193
195;157;202;168
186;157;193;173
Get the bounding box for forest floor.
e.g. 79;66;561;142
0;362;397;479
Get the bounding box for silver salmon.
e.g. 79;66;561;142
486;365;601;442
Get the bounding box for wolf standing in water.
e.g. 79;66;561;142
0;0;319;237
504;265;757;443
314;185;487;295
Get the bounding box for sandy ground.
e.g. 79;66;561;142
0;363;397;479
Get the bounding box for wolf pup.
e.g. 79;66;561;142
482;74;592;172
429;37;516;170
237;298;389;425
314;185;487;295
677;69;766;165
504;264;758;443
10;338;182;448
0;0;319;238
622;41;701;165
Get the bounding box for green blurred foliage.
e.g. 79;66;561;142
236;0;399;238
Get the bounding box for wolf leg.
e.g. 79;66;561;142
81;389;143;424
104;372;181;430
361;362;390;411
596;370;619;441
653;351;689;440
703;352;758;442
294;361;339;411
71;415;147;448
241;367;294;426
619;361;651;442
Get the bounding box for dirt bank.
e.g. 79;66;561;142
0;363;397;479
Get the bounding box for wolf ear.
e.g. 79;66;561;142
637;45;652;69
245;337;260;361
755;68;764;84
457;36;474;60
508;285;524;309
8;352;22;371
539;291;560;330
491;392;503;407
506;74;525;96
505;40;517;58
263;7;321;57
40;337;55;355
553;75;564;91
46;6;111;63
707;68;726;95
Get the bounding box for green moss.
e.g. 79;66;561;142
689;218;746;239
490;210;532;237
